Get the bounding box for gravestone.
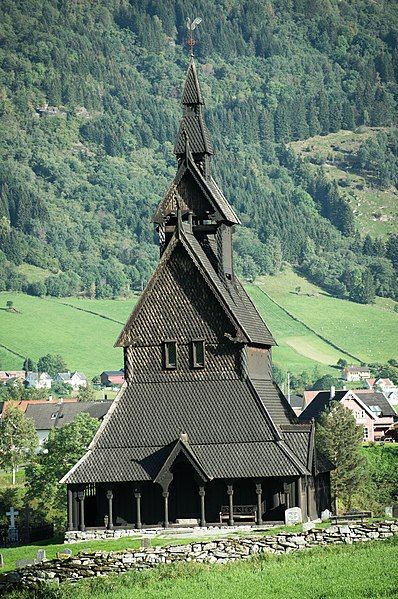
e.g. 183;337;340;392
303;521;315;532
385;506;393;518
8;528;19;544
140;537;151;548
57;548;72;559
0;554;3;568
6;507;19;544
321;509;332;521
285;507;302;525
37;549;46;561
16;558;38;569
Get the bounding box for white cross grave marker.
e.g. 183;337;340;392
6;507;19;529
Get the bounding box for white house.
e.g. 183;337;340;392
55;371;87;390
25;372;52;389
343;365;371;382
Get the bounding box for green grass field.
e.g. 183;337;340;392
255;268;398;365
4;537;398;599
1;264;397;379
0;267;398;377
289;127;398;238
0;293;137;378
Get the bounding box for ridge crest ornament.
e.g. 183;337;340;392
186;17;202;56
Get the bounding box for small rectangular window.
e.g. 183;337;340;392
163;341;177;370
192;339;205;368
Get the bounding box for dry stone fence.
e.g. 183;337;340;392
0;521;397;593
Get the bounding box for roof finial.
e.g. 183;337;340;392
186;17;202;58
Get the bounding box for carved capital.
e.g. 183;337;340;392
227;484;233;496
198;486;205;497
255;483;262;495
162;491;169;499
77;490;85;501
106;490;113;501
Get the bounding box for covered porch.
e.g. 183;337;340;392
66;471;324;531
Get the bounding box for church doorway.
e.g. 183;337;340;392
168;462;200;523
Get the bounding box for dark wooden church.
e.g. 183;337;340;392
62;59;332;530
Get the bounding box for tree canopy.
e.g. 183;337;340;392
0;0;397;303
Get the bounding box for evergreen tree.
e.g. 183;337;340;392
316;402;367;512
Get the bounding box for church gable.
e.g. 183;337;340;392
177;170;215;220
118;240;238;348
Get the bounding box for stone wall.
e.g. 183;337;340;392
1;521;397;593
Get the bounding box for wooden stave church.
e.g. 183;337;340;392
62;59;332;530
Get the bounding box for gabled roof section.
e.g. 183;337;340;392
182;231;275;346
114;234;243;348
174;116;213;156
116;228;275;348
153;439;212;486
182;60;204;105
299;390;347;421
154;153;240;225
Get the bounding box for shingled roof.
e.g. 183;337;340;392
182;60;204;105
116;229;275;348
62;378;309;485
174;60;213;157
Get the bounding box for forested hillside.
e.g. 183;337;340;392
0;0;397;303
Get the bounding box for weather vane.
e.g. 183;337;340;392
186;17;202;56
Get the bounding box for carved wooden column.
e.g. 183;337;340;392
163;491;169;528
227;483;234;526
296;477;304;514
255;482;263;525
199;486;206;527
77;489;85;531
134;487;142;529
107;489;114;529
72;491;78;530
67;487;74;531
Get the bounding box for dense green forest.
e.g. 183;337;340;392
0;0;397;303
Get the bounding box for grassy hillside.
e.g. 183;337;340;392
255;267;398;365
0;293;136;378
246;284;351;375
1;266;396;379
290;127;398;238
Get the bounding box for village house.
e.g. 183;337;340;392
299;387;397;441
55;371;88;390
62;58;333;532
25;400;112;446
0;371;26;386
365;377;398;405
342;365;371;382
100;370;125;387
25;371;52;389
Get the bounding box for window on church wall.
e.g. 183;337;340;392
163;341;177;370
191;339;205;368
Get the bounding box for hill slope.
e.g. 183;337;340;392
1;268;396;378
0;0;397;305
290;127;398;238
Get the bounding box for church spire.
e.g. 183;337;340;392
174;58;214;164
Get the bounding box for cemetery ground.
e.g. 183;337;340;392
1;265;397;378
2;536;398;599
0;523;309;573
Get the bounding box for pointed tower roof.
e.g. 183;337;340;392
174;59;214;157
182;60;204;105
